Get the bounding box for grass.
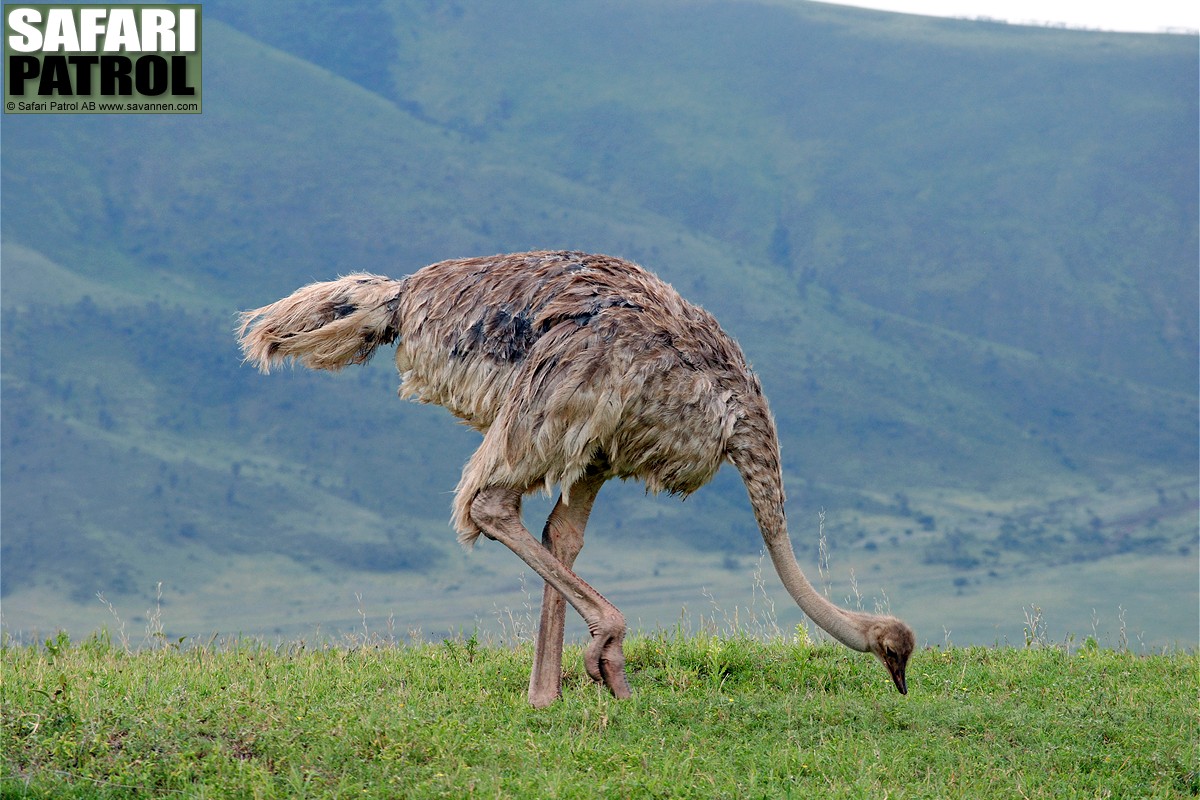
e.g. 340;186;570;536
2;623;1196;799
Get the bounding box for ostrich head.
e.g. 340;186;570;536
865;616;916;694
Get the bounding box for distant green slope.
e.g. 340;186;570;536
212;0;1198;391
1;3;1195;645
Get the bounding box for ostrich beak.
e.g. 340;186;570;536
879;652;908;695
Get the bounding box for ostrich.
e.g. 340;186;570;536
238;250;915;706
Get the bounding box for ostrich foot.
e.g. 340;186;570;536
584;616;633;699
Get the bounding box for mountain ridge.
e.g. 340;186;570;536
2;2;1195;645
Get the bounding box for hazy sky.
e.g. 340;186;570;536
817;0;1199;33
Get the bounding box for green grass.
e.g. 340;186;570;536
3;630;1196;799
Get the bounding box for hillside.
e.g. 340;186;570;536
1;1;1196;647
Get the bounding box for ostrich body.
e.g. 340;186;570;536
239;250;915;705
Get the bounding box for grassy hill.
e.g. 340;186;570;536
217;0;1197;392
1;1;1196;647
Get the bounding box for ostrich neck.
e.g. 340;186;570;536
762;532;870;652
730;406;871;653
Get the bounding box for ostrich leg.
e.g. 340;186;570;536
529;470;605;707
470;486;632;702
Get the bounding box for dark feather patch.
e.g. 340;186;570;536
331;302;357;320
452;305;539;362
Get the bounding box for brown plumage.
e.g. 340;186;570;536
238;250;915;705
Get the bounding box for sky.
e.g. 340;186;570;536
817;0;1200;33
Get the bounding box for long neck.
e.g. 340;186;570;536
728;402;870;652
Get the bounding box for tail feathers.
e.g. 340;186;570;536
238;273;404;373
